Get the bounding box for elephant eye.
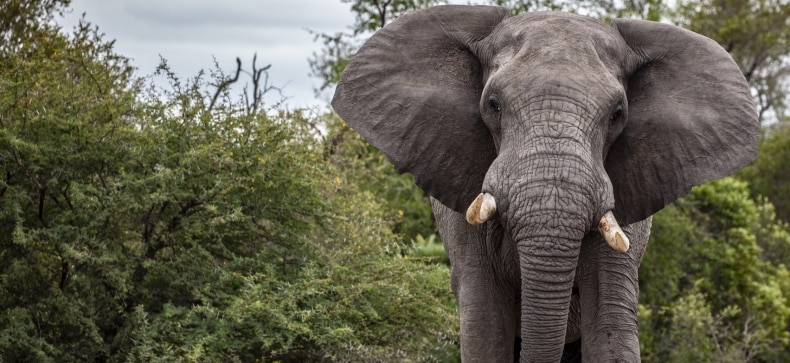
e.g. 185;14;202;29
609;104;624;122
488;95;501;113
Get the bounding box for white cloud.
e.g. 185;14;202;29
59;0;355;109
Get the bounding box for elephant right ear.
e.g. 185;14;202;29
332;5;509;214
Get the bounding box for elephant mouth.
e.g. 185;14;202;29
465;192;630;252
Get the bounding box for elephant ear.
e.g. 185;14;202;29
606;19;759;225
332;5;509;214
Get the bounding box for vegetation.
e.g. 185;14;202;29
0;1;456;361
640;178;790;362
1;0;789;361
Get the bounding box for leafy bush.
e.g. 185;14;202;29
640;177;790;362
0;3;458;361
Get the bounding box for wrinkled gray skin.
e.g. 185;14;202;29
332;5;759;363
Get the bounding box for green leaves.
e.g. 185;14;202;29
640;177;790;362
740;125;790;224
0;3;458;361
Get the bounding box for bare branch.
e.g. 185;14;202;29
208;57;242;112
245;53;278;116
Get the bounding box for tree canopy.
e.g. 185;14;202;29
0;1;457;361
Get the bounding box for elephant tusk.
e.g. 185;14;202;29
598;211;630;252
466;193;497;225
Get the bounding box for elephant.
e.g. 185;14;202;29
331;5;759;363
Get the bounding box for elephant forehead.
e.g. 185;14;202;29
486;12;627;75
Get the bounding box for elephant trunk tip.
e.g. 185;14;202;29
598;211;630;252
466;193;497;225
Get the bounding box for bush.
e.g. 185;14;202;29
0;5;459;361
640;178;790;362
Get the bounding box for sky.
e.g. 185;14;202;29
56;0;359;110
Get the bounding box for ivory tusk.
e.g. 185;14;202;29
466;193;497;225
598;211;630;252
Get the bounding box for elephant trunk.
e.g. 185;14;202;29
482;137;610;361
515;211;585;362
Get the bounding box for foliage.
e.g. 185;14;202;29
0;7;140;361
606;0;667;20
0;4;458;361
409;233;450;265
0;0;71;46
640;177;790;362
739;124;790;225
324;113;438;244
307;30;359;94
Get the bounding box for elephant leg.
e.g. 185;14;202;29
431;198;520;363
576;217;652;362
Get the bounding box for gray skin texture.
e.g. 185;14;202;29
432;198;652;362
332;5;759;363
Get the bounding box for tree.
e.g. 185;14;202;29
0;3;140;360
111;69;459;360
0;3;459;361
640;178;790;362
739;124;790;225
324;113;439;244
0;0;71;47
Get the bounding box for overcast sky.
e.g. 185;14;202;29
56;0;360;110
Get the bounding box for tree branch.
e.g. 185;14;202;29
247;53;274;116
208;57;242;112
38;186;48;228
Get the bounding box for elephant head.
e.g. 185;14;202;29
332;5;758;362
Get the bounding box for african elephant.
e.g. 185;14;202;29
331;5;759;363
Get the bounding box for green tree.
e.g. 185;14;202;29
0;3;140;360
740;125;790;226
0;0;71;46
325;113;438;245
0;2;459;361
640;178;790;362
110;67;458;361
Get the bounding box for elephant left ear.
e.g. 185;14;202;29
606;19;760;225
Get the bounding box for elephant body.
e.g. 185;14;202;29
434;198;652;361
332;6;759;362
